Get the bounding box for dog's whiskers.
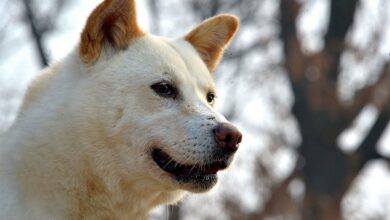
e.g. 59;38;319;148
181;155;192;166
188;159;202;174
163;159;175;169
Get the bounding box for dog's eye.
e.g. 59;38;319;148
207;92;215;104
151;82;178;99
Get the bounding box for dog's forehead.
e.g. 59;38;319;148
165;39;214;87
126;35;215;91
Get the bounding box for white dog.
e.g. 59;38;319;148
0;0;242;219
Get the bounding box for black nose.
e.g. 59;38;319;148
213;123;242;152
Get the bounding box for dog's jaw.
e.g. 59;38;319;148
150;147;234;193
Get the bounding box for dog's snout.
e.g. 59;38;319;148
213;123;242;152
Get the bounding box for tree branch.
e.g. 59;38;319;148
356;111;390;165
147;0;160;34
167;204;181;220
250;168;300;219
279;0;304;81
324;0;359;80
279;0;312;123
21;0;48;67
341;63;390;123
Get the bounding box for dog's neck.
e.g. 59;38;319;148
14;146;183;219
8;116;184;219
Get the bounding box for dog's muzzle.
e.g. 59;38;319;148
151;122;242;191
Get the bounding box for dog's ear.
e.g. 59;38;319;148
185;14;239;73
80;0;144;64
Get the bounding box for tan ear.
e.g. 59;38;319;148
185;14;239;72
80;0;144;64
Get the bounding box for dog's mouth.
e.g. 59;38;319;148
152;148;228;175
151;148;229;190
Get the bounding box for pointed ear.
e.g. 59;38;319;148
80;0;144;64
185;14;239;73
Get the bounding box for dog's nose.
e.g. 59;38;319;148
213;123;242;152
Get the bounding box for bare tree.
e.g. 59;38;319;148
275;0;389;219
150;0;390;219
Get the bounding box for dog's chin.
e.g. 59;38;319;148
151;148;232;192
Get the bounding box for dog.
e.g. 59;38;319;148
0;0;241;219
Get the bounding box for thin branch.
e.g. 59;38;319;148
21;0;48;67
191;1;221;20
147;0;160;34
224;38;268;60
356;111;390;166
341;63;390;123
251;168;300;219
342;110;390;196
167;204;181;220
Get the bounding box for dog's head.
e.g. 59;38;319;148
77;0;241;193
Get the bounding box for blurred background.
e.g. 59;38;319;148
0;0;389;219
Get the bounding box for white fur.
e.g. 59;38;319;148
0;34;233;219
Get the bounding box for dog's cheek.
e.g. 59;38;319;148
109;106;124;128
